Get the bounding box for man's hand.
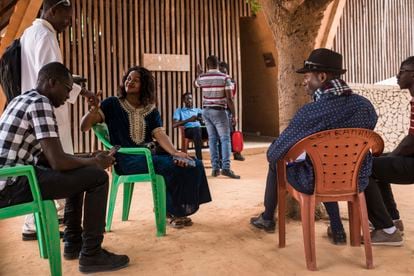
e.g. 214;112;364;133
189;115;198;122
86;90;102;112
94;151;115;169
232;116;237;126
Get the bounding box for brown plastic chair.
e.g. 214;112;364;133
277;128;384;271
179;125;208;152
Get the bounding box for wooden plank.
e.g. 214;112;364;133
0;0;42;56
56;0;249;152
142;54;190;72
315;0;346;49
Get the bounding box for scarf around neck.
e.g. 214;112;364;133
313;79;352;101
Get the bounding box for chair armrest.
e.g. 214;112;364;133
0;165;43;203
117;147;156;176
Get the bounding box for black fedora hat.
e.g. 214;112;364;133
296;48;347;74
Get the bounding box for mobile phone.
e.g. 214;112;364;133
173;156;196;167
108;145;121;156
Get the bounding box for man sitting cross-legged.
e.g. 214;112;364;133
0;62;129;273
362;56;414;246
250;48;378;245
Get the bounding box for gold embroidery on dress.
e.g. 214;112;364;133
118;98;155;144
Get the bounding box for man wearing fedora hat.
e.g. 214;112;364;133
250;48;378;245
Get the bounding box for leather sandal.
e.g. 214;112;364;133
182;217;193;227
168;217;185;229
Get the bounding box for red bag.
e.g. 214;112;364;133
232;131;244;153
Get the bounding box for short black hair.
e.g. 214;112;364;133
401;56;414;67
118;66;155;106
206;55;219;68
42;0;71;11
37;62;71;84
181;91;192;101
219;61;228;71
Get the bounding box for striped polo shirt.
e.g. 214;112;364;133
195;69;234;108
410;99;414;135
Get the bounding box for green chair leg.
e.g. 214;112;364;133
34;212;48;259
122;183;135;221
42;200;62;276
106;175;120;232
153;175;166;237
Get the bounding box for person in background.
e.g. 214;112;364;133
194;56;240;179
219;61;245;161
19;0;96;240
173;92;208;160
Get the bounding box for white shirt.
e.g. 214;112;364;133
20;19;81;154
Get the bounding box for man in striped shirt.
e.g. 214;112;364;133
363;56;414;245
194;56;240;179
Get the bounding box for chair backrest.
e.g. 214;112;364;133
92;123;157;178
92;123;112;150
281;128;384;197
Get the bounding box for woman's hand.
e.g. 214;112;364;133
87;90;102;113
172;151;191;167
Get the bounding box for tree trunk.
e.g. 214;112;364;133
260;0;333;219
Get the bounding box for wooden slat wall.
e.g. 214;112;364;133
333;0;414;84
60;0;250;153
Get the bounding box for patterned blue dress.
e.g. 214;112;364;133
100;97;212;217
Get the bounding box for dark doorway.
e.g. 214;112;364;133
239;14;279;137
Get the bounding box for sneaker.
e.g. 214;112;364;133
327;225;347;245
233;152;245;161
393;219;404;235
211;169;220;177
221;169;240;179
370;229;403;246
22;231;64;241
79;249;129;273
64;242;82;260
250;213;275;233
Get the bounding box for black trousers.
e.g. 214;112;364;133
185;127;208;160
364;155;414;229
0;165;109;255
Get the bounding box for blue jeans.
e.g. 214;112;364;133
202;108;231;170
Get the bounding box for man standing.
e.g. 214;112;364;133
0;62;129;273
218;61;245;162
195;55;240;179
20;0;95;240
362;57;414;246
173;92;208;160
250;49;378;245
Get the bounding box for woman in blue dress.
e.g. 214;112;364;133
81;66;212;228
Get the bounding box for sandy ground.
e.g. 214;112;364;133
1;153;414;275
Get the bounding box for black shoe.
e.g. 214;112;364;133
22;231;64;241
250;213;276;233
211;169;220;177
221;169;240;179
327;225;347;245
233;152;245;161
64;242;82;260
79;249;129;273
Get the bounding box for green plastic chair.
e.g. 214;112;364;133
0;165;61;276
92;123;166;237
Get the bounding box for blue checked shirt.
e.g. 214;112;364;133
267;81;378;193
